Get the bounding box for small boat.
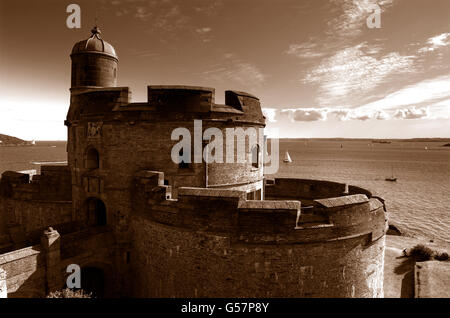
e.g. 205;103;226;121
385;165;397;182
283;151;292;163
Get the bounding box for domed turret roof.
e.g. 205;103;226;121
71;26;117;59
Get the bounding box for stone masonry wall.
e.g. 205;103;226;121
130;215;385;297
0;227;116;298
4;199;72;246
0;245;46;297
128;173;387;298
0;168;73;250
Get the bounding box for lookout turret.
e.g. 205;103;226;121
70;26;118;93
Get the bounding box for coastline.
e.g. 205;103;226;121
384;234;450;298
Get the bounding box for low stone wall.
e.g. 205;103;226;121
0;268;6;297
5;200;72;247
0;227;116;298
0;245;45;297
415;261;450;298
129;171;387;297
0;168;73;249
130;214;385;298
0;166;72;201
265;178;347;204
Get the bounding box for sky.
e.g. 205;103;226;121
1;0;450;140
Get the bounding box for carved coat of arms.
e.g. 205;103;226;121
87;122;102;138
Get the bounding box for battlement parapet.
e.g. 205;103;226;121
133;171;387;245
67;85;265;125
0;166;72;201
265;178;349;202
224;90;264;122
314;194;369;208
147;85;215;113
67;87;131;122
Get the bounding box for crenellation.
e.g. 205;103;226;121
130;171;386;248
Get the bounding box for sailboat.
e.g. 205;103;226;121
385;165;397;182
283;151;292;163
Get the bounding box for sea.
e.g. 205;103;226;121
272;139;450;243
0;139;449;243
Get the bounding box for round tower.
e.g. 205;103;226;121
70;26;118;93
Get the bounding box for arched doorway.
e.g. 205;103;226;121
62;266;107;298
81;267;105;298
85;197;107;226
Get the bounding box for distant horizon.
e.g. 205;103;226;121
8;137;450;142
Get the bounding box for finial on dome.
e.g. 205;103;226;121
91;25;101;36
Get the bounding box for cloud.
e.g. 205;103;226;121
418;33;450;53
327;0;394;38
358;74;450;111
373;110;390;120
285;40;326;59
329;109;370;121
291;109;328;122
134;5;152;21
266;107;392;123
193;0;223;15
262;108;277;123
269;108;323;123
196;27;211;34
427;100;450;119
195;27;213;42
203;53;266;87
394;107;429;120
328;108;390;121
128;48;160;58
225;63;265;86
303;43;415;106
105;0;223;41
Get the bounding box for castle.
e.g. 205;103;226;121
0;27;388;298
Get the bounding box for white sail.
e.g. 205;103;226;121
283;151;292;163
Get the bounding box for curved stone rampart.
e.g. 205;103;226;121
129;172;387;297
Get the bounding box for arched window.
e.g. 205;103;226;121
86;148;100;169
251;144;260;168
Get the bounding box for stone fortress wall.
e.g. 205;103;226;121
0;166;388;298
128;172;387;297
66;85;267;243
0;27;388;298
0;167;72;252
